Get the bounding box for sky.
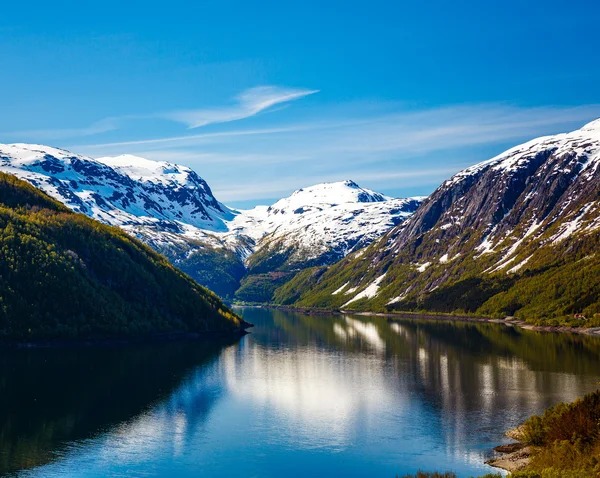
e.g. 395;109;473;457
1;0;599;208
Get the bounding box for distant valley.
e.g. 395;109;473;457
0;144;422;301
3;119;600;324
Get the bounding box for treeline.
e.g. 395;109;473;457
0;173;245;341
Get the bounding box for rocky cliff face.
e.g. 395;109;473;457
278;119;600;321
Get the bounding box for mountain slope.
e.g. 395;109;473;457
276;119;600;324
231;180;422;272
0;144;422;300
231;180;422;301
0;172;246;341
232;180;422;269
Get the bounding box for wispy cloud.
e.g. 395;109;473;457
4;118;118;141
161;85;319;129
66;102;600;204
1;85;317;143
72;125;313;150
78;103;600;157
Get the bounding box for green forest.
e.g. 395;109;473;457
268;226;600;327
0;173;246;341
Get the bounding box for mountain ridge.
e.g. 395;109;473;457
0;144;422;300
273;119;600;324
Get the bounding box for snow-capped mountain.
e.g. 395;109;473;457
230;180;422;272
277;119;600;320
0;143;421;299
0;144;235;230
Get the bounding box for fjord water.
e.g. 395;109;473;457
3;309;600;477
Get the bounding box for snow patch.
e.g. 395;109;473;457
551;203;595;243
342;273;387;306
507;255;533;274
476;235;496;255
332;282;350;295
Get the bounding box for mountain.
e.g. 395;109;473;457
275;119;600;323
0;145;235;231
231;180;421;269
230;181;422;301
0;171;246;341
0;144;422;300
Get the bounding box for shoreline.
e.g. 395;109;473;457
353;311;600;336
0;326;252;349
485;427;530;473
237;304;600;336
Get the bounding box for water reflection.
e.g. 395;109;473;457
0;338;237;476
3;309;600;478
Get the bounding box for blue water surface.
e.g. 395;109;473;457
6;308;600;478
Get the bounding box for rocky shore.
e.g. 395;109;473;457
485;426;530;473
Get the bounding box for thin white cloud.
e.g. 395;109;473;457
4;118;118;141
64;102;600;204
76;103;600;158
72;125;314;150
1;85;317;143
161;85;319;129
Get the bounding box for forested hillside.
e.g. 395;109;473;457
273;120;600;325
0;173;246;341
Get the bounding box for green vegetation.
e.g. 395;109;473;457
235;271;295;303
506;467;595;477
396;472;502;478
396;473;459;478
0;172;245;341
164;244;246;300
271;220;600;326
514;390;600;476
235;235;336;303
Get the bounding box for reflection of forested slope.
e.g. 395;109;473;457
242;309;600;433
230;309;600;468
241;308;600;375
0;338;237;475
388;317;600;375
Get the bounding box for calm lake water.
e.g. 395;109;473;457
3;308;600;478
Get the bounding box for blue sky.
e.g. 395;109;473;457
1;0;599;207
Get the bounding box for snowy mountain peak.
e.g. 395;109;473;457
1;143;93;166
0;144;234;231
444;119;600;188
283;180;389;210
389;118;600;273
581;118;600;132
97;154;197;186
